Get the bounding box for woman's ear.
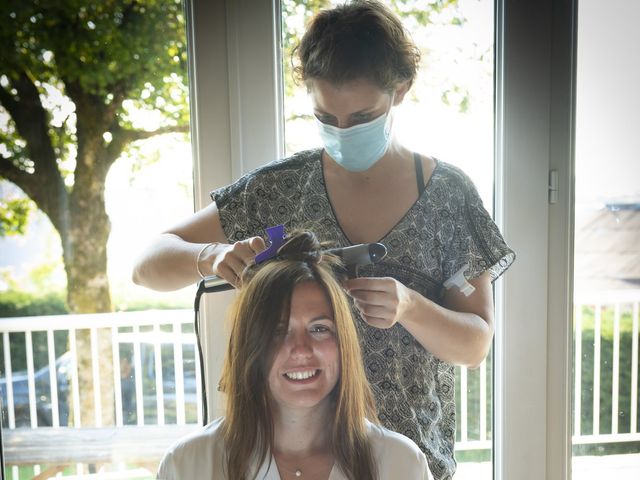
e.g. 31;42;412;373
392;80;412;106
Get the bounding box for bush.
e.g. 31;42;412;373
0;290;68;317
573;304;640;458
0;290;69;372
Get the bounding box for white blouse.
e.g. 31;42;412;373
157;417;430;479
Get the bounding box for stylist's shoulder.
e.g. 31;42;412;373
367;421;431;479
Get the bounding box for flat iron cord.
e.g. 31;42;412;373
194;279;233;425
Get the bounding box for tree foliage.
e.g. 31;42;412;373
0;0;473;313
281;0;466;120
0;0;189;313
0;197;32;236
0;0;191;427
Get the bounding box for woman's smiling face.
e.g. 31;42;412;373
267;281;340;411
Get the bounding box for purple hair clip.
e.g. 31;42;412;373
254;224;287;264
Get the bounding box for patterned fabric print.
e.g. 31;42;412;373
211;148;515;480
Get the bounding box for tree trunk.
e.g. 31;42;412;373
65;182;112;314
2;71;185;428
62;172;116;427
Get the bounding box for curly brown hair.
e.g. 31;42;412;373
294;0;421;90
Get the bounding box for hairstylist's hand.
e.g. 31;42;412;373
343;277;413;329
211;236;266;287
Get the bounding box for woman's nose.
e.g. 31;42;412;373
320;116;350;129
288;331;313;357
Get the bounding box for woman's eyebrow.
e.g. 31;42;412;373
313;109;335;118
314;108;375;117
309;314;334;322
350;108;375;116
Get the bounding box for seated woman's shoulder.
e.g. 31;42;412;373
157;417;226;479
166;417;224;452
366;421;431;480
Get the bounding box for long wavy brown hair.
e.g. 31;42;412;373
219;231;378;480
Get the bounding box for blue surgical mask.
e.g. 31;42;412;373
316;112;393;172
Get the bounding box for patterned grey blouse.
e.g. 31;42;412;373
211;148;515;480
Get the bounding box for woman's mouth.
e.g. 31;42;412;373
284;369;320;380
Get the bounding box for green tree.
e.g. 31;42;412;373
0;0;189;426
0;0;188;314
0;197;31;236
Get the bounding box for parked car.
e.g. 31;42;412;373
0;352;71;428
138;343;199;425
1;344;200;428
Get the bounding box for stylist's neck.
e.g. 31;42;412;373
272;404;332;454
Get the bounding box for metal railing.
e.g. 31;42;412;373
573;290;640;445
453;290;640;454
1;291;639;476
0;309;202;479
456;357;491;451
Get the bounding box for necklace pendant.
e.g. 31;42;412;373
295;470;302;477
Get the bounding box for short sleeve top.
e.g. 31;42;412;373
211;148;515;480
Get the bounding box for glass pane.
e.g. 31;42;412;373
281;1;495;478
0;0;197;477
572;0;640;478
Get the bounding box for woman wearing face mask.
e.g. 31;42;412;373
156;231;429;480
135;2;514;479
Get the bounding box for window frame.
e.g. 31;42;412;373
185;0;577;477
493;0;576;479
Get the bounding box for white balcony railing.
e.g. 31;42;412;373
0;309;202;479
1;290;639;478
573;290;640;446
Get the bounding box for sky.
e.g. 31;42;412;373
575;0;640;207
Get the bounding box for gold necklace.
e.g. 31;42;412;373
274;449;333;479
275;461;303;477
275;456;329;479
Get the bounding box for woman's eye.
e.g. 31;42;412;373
310;325;332;334
316;115;336;126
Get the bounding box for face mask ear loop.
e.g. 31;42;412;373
384;92;396;136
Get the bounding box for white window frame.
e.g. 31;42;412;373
184;0;285;419
185;0;577;477
494;1;575;479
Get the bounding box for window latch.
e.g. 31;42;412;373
548;169;559;204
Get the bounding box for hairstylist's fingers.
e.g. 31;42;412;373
228;240;255;268
215;263;241;287
212;244;246;284
219;237;267;286
248;236;267;255
348;289;387;307
360;314;395;330
226;253;247;278
346;276;409;330
344;276;395;292
212;236;273;287
353;300;392;319
233;237;266;266
211;248;243;284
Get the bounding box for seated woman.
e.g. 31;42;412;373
157;231;429;480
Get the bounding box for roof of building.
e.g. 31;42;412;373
575;202;640;294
